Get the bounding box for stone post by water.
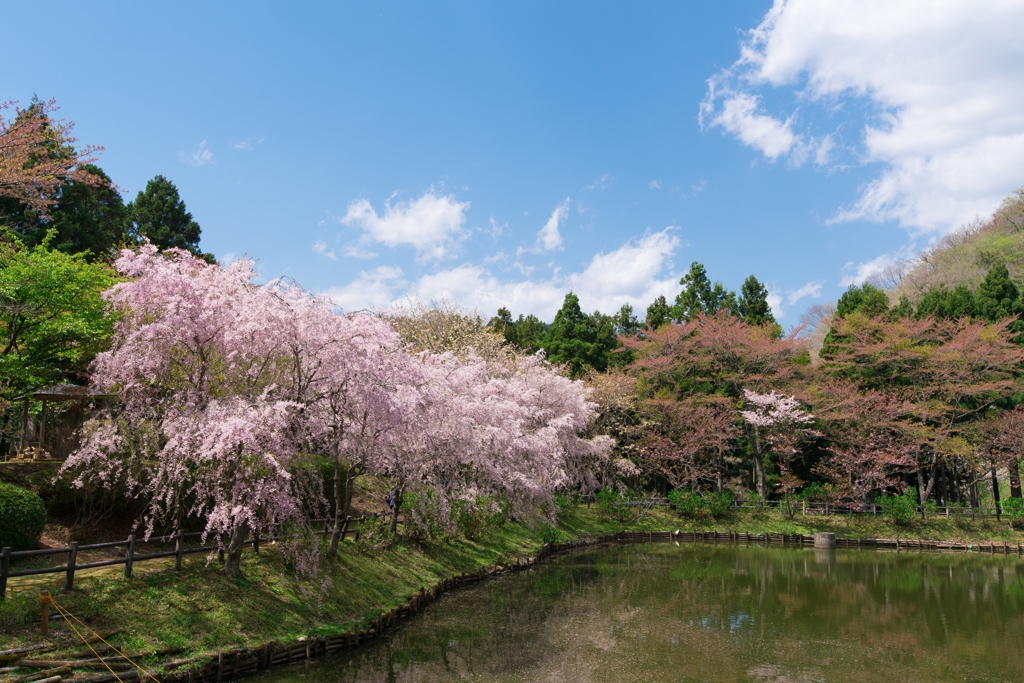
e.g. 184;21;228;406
814;532;836;549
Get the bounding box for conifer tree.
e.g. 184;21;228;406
737;275;776;326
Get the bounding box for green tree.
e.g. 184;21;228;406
835;283;890;319
645;294;672;330
543;292;618;377
917;284;978;320
976;263;1021;322
613;303;642;336
0;229;117;398
671;262;736;322
489;307;547;353
6;165;128;261
127;175;213;261
737;275;776;326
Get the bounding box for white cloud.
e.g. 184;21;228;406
340;190;470;260
766;289;784;319
648;180;661;190
234;137;264;151
321;266;406;312
312;240;337;261
703;92;798;161
584;174;612;191
706;0;1024;233
178;140;213;166
328;228;683;321
522;197;570;254
787;280;824;306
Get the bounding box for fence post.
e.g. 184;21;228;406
253;529;260;555
341;515;351;539
0;547;10;600
124;534;136;578
40;590;49;636
65;542;79;591
174;530;183;571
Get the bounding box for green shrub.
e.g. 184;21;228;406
595;487;622;520
1002;497;1024;529
668;489;734;519
537;523;561;545
0;482;46;550
879;491;918;526
704;490;735;518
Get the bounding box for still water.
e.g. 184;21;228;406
257;543;1024;682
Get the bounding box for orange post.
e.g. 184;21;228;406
40;590;50;636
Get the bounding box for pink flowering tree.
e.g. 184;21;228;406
63;245;324;576
374;350;613;535
739;389;814;503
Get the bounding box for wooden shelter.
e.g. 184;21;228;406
10;384;109;461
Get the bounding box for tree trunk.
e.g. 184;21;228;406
750;425;766;498
389;486;404;534
222;525;248;577
329;458;360;557
1010;458;1022;499
991;465;1002;519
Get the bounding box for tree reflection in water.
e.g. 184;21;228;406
252;544;1024;682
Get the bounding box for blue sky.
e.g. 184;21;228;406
4;1;1023;323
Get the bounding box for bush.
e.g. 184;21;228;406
668;489;734;519
1002;497;1024;529
595;487;623;521
879;491;918;526
0;482;46;550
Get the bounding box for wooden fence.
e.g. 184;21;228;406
0;514;394;598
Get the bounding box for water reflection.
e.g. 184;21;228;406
255;544;1024;682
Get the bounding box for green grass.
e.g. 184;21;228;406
2;502;1022;663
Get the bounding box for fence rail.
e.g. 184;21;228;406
0;513;398;598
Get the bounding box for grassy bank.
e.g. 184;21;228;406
2;499;1024;668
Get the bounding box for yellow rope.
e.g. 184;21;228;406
44;593;161;683
41;593;123;683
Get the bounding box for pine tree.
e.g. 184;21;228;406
737;275;776;326
977;263;1021;322
126;175;212;261
543;292;618;376
645;295;672;330
671;262;736;322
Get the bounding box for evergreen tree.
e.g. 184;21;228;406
671;261;736;322
976;263;1021;322
737;275;776;326
917;284;978;320
543;292;618;377
127;175;213;262
489;307;547;353
835;283;890;319
645;295;672;330
613;303;642;336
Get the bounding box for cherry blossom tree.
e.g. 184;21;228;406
1;98;106;215
739;389;813;500
63;245;323;576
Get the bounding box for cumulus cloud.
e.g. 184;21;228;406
321;266;407;312
340;190;470;260
178;140;213;166
704;0;1024;232
328;228;683;321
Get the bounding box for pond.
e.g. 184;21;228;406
254;542;1024;682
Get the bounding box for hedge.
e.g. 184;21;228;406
0;481;47;550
